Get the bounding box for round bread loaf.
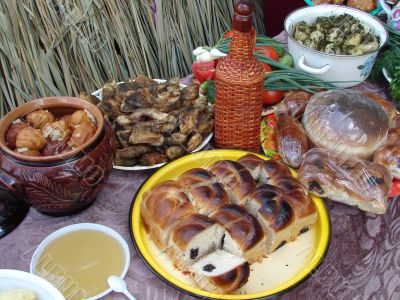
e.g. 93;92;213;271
302;91;389;159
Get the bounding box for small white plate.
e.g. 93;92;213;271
92;79;213;171
0;269;65;300
30;223;130;300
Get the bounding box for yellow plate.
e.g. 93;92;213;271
129;149;331;299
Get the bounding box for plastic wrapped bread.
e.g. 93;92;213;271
298;148;392;214
302;90;389;159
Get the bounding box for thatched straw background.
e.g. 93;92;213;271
0;0;264;115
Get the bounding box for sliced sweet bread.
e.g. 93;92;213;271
244;184;296;253
210;204;266;263
167;214;225;269
208;160;256;205
191;249;250;294
186;182;230;215
177;168;216;188
141;180;194;250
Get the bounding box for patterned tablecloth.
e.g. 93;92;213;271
1;34;400;300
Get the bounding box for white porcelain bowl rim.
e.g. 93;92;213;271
284;4;388;58
0;269;65;300
30;223;131;300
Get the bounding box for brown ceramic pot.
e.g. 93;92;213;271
0;97;116;216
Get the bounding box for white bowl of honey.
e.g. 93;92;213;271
30;223;130;300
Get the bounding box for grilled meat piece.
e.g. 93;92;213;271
140;152;168;165
115;155;138;167
102;80;118;99
154;92;181;112
116;115;133;129
116;130;132;148
99;97;123;121
196;107;214;135
166;146;186;160
186;132;203;152
180;107;200;135
129;125;165;146
116;145;153;159
166;132;188;146
151;119;178;134
181;84;199;101
130;108;176;126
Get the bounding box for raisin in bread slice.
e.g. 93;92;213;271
210;204;266;263
191;249;250;294
167;214;225;269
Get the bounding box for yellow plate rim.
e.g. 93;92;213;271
129;149;331;300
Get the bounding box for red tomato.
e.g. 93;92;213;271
263;90;284;105
389;179;400;198
262;63;272;72
255;46;279;61
224;31;234;38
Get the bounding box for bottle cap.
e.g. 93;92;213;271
232;0;254;33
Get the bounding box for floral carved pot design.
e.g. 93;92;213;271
0;97;116;216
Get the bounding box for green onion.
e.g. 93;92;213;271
214;34;346;93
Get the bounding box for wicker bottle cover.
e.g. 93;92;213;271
215;0;265;152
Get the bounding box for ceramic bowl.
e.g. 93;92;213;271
30;223;130;300
0;269;65;300
0;97;116;216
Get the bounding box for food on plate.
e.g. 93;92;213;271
210;204;266;263
364;93;397;127
293;14;380;55
26;109;55;129
0;289;36;300
208;160;257;205
191;250;250;294
311;0;378;12
275;113;309;168
167;214;225;269
275;91;312;119
298;148;392;214
15;127;47;150
141;154;318;293
97;75;213;167
6;109;98;157
240;154;318;245
34;229;125;299
302;90;389;159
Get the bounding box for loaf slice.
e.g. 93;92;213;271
191;249;250;294
186;182;230;215
244;184;296;253
167;214;225;269
210;204;266;263
141;180;194;250
177;168;216;188
208;160;256;205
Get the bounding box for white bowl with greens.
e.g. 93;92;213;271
285;5;387;87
